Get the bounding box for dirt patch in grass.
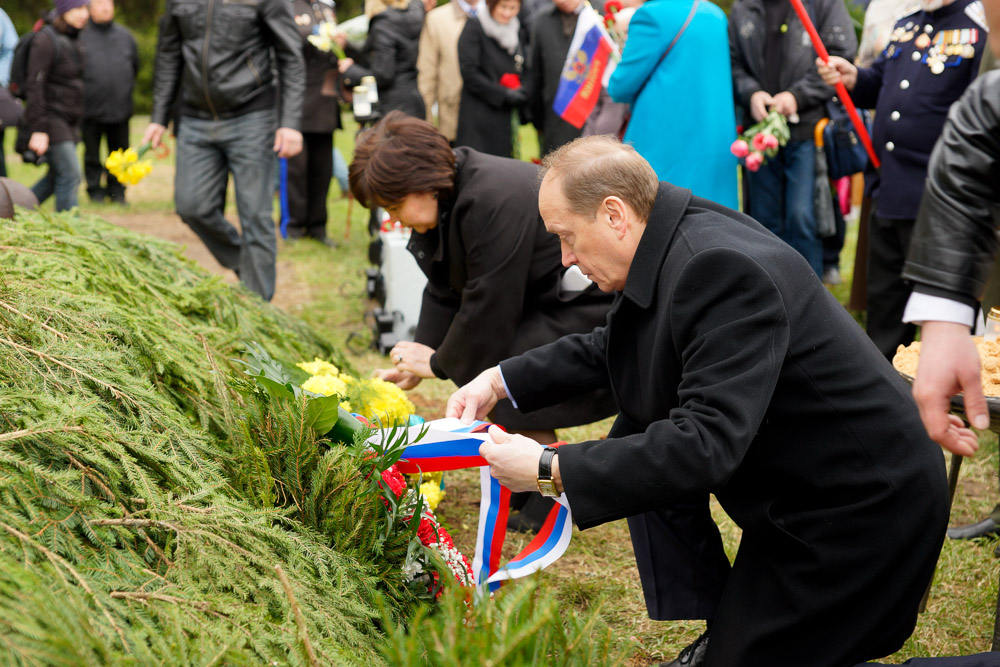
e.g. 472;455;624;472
100;210;312;312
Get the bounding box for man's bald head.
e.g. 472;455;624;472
540;136;659;224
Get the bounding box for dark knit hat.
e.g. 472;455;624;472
54;0;89;15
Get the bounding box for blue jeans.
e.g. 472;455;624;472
175;109;277;301
31;140;81;212
747;139;822;276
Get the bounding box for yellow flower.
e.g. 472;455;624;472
105;146;153;186
297;358;340;376
419;481;445;511
302;373;348;398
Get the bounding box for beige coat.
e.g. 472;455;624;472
417;1;467;141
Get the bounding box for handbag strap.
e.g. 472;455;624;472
634;0;700;101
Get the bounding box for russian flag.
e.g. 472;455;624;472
553;4;620;129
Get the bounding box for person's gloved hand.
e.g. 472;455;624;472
505;87;528;106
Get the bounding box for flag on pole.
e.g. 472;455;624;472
553;4;620;129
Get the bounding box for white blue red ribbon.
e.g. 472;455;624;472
380;418;573;591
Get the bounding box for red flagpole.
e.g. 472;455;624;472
788;0;881;168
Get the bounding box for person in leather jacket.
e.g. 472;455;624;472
898;4;1000;458
141;0;306;302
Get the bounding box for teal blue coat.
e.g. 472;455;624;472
608;0;737;209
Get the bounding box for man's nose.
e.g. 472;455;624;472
561;247;576;267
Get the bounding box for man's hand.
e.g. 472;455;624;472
749;91;773;122
274;127;303;158
446;367;507;424
337;57;355;74
389;341;436;379
912;320;988;456
816;56;857;91
770;91;798;118
142;122;167;149
27;132;49;156
479;426;544;493
374;367;422;390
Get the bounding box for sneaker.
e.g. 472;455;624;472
822;266;842;285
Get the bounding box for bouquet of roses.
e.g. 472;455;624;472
730;110;790;172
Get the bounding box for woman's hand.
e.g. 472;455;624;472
337;57;354;74
375;367;423;390
389;342;436;380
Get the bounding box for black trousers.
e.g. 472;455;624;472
629;498;731;621
82;119;130;202
866;210;917;361
285;131;333;241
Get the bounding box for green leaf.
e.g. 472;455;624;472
306;394;343;435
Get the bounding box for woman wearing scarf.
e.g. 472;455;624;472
455;0;528;157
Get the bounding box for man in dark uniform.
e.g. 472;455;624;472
818;0;988;362
448;136;949;666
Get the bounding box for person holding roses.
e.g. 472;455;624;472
454;0;529;156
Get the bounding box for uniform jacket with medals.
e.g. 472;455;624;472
409;147;616;429
500;182;949;665
852;0;986;220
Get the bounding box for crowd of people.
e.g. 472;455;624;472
3;0;1000;663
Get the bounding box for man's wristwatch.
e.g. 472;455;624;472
536;446;559;497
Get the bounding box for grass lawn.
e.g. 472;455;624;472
6;115;999;664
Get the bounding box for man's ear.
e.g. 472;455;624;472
603;196;629;239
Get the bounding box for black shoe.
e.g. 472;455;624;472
658;630;709;667
947;517;1000;540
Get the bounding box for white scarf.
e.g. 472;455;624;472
476;0;521;56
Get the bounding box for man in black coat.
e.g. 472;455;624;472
80;0;138;204
448;136;950;665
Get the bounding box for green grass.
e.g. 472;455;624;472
5;114;998;663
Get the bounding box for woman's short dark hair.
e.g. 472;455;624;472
349;111;457;208
485;0;520;14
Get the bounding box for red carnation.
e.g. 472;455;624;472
604;0;623;13
417;517;438;545
604;13;615;27
499;73;522;90
380;465;406;499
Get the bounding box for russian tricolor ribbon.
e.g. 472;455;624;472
376;418;573;592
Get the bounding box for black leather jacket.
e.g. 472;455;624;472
902;70;1000;307
150;0;305;130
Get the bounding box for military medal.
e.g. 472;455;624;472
962;43;975;58
915;33;931;48
930;59;945;74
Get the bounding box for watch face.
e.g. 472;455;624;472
536;477;559;498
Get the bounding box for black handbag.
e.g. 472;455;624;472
823;98;873;179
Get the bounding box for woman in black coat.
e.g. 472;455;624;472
339;0;426;118
349;111;616;436
455;0;528;156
